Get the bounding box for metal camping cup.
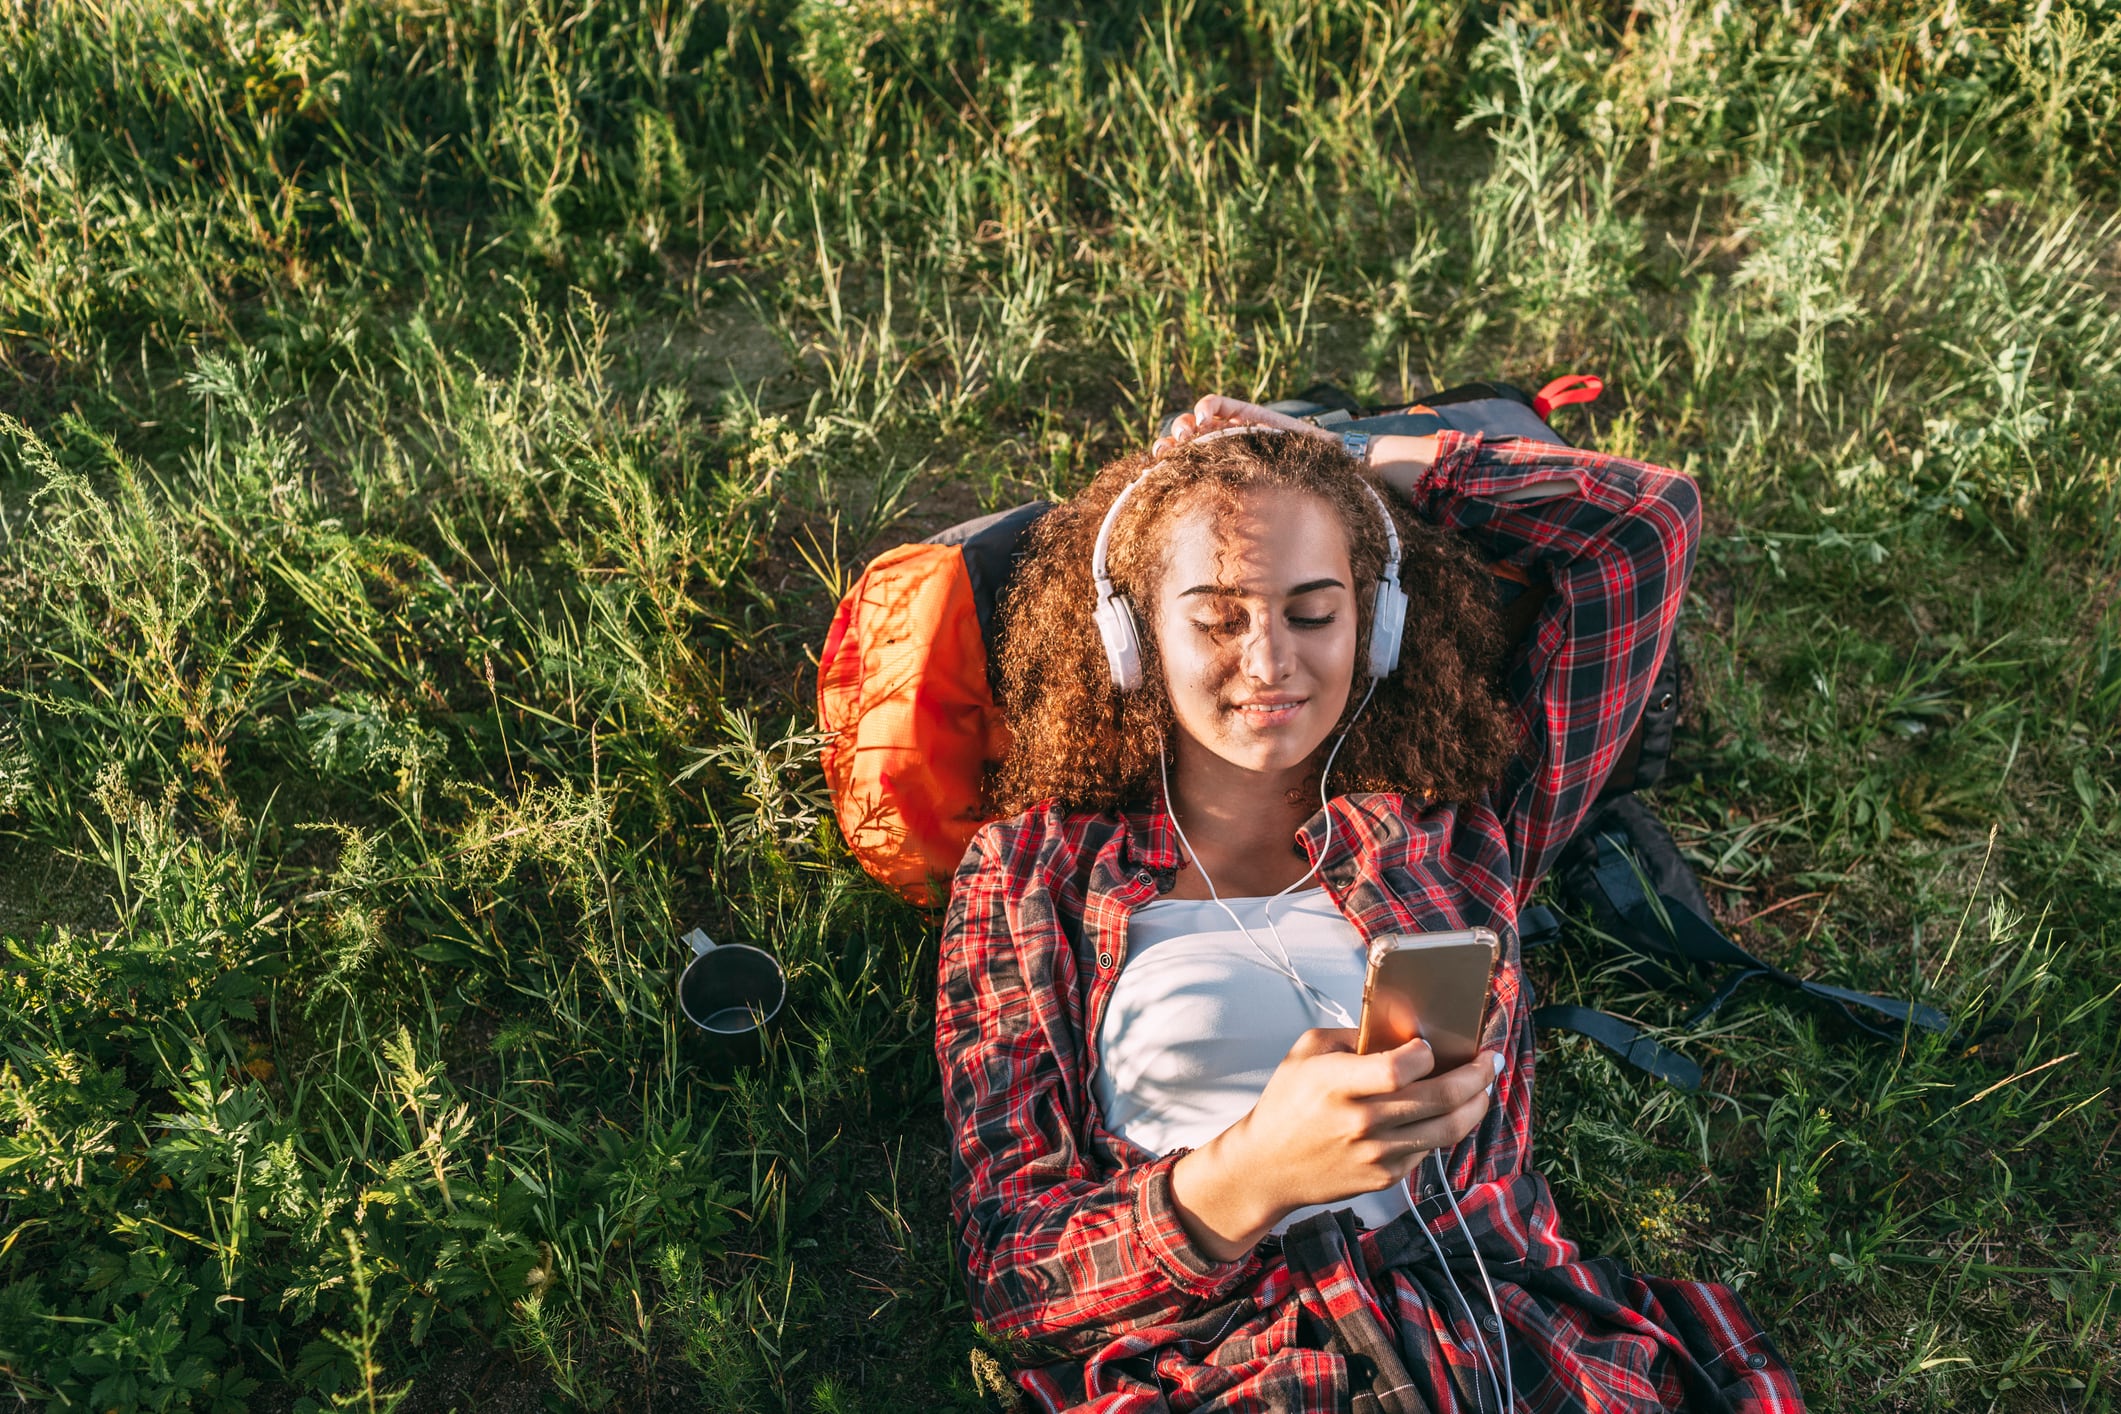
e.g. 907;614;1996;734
677;929;786;1035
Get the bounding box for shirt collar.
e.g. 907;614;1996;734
1117;790;1183;875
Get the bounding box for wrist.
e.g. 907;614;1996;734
1368;433;1441;500
1170;1124;1282;1263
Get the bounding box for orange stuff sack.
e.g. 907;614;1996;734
816;504;1049;902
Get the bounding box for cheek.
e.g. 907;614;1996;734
1159;632;1226;700
1298;621;1361;731
1153;624;1233;717
1318;617;1362;681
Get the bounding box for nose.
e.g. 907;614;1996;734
1238;613;1294;684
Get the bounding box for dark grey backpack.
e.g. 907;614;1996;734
927;379;1958;1087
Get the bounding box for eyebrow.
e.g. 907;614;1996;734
1178;577;1347;598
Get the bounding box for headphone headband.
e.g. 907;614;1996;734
1091;426;1289;591
1089;425;1407;690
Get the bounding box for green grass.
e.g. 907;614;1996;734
1;0;2116;1409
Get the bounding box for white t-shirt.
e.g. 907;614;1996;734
1092;888;1414;1235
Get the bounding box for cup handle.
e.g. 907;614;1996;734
684;928;716;957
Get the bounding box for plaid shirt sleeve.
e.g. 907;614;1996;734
936;824;1260;1353
1409;431;1701;899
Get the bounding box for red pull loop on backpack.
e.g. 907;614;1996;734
1533;374;1604;420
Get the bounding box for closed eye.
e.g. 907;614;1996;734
1189;607;1249;636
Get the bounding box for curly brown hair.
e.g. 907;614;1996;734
990;430;1519;816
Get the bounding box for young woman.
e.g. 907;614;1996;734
935;396;1803;1413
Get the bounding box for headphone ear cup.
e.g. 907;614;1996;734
1368;580;1408;678
1094;592;1145;692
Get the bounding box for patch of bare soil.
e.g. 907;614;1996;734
395;1347;555;1414
611;291;796;412
0;834;111;945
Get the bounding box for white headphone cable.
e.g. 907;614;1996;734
1159;743;1350;1024
1157;677;1379;1025
1417;1149;1516;1412
1406;1185;1507;1414
1250;677;1380;983
1152;670;1511;1410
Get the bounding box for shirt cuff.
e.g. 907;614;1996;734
1130;1152;1259;1299
1410;429;1485;508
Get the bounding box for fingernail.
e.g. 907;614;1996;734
1490;1052;1506;1075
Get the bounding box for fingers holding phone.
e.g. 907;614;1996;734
1221;1033;1492;1199
1167;931;1507;1261
1169;1028;1499;1260
1341;927;1504;1171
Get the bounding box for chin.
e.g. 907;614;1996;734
1210;732;1334;776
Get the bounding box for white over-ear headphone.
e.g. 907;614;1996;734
1090;426;1408;692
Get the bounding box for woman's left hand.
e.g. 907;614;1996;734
1152;395;1337;457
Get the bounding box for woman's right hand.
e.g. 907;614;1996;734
1152;395;1335;457
1168;1029;1499;1262
1150;393;1442;501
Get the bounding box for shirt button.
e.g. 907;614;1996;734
1746;1351;1768;1370
1097;952;1113;969
1481;1313;1502;1335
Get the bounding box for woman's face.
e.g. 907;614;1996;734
1149;485;1359;777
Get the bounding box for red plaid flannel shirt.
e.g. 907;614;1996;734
937;433;1806;1412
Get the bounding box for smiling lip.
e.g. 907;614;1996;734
1226;697;1307;723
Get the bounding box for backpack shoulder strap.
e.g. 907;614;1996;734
1527;1004;1705;1090
1562;799;1958;1045
923;500;1050;654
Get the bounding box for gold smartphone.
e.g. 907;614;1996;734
1355;928;1501;1068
